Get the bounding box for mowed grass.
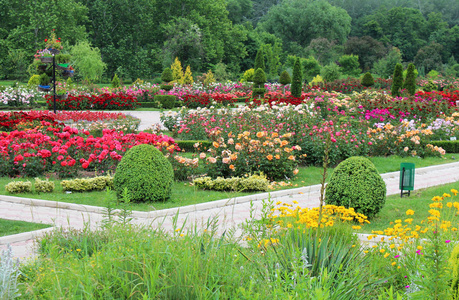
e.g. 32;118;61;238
0;154;456;212
0;218;51;237
358;181;459;234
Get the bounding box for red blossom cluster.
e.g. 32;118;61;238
45;92;139;110
183;92;237;108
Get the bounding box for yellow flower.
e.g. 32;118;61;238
452;189;458;196
447;202;453;208
406;209;415;215
384;253;390;258
428;209;441;217
352;225;361;230
417;245;423;250
391;262;397;266
380;249;385;254
443;193;451;198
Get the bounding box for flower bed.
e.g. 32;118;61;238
45;92;139;110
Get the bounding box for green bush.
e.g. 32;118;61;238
161;68;174;83
176;140;211;152
391;63;403;97
325;156;386;218
423;80;437;92
154;95;176;109
253;68;266;88
28;75;40;87
61;176;113;192
301;56;321;83
113;144;173;202
160;84;174;91
430;140;459;153
361;72;375;87
254;47;265;72
193;174;269;192
111;74;120;88
241;68;255;82
5;181;32;194
35;178;55;193
252;88;266;98
320;63;341;82
338;54;361;77
450;242;459;299
39;73;50;86
403;63;417;95
291;58;303;98
279;70;291;85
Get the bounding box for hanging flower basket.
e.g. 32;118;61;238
62;70;74;77
38;85;51;92
56;63;70;70
40;56;53;63
48;48;60;55
56;92;68;100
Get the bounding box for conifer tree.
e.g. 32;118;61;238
111;74;120;88
252;68;267;98
403;63;417;95
254;47;265;72
391;63;403;97
291;58;303;98
171;57;183;83
182;66;193;84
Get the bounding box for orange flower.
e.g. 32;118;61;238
256;131;264;138
275;154;280;159
229;164;235;170
213;141;219;148
272;132;279;138
266;154;273;161
281;140;289;147
288;155;295;160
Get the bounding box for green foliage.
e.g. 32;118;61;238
28;75;40;87
430;141;459;153
70;41;106;81
301;56;322;82
241;68;255;82
372;47;402;79
403;63;417;95
309;74;324;86
5;181;32;194
391;63;404;97
55;54;71;64
427;70;440;79
160;84;174;91
254;47;265;71
171;57;183;83
154;95;176;109
182;66;193;84
111;74;120;88
422;80;437;92
39;73;50;86
361;72;375;87
325;156;386;218
161;68;174;83
450;243;459;300
35;178;55;193
320;63;341;82
203;70;216;86
113;144;173;202
291;58;303;97
193;174;269;192
414;43;443;74
61;176;114;192
278;70;291;85
338;54;361;76
175;140;211;152
252;88;266;97
252;68;266;88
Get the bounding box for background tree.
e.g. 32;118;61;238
414;42;444;74
321;63;341;82
291;58;303;97
344;36;387;71
404;63;417;95
338;54;361;77
391;63;404;97
301;56;322;83
70;41;106;82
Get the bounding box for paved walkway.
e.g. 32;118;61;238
1;161;459;260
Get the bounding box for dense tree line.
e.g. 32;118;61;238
0;0;458;81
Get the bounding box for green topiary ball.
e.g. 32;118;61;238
113;144;174;202
325;156;386;218
361;72;375;87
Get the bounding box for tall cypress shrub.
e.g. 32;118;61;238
254;47;265;72
252;68;267;98
391;63;403;97
279;70;291;93
291;58;303;98
404;63;417;95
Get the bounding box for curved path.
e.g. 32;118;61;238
1;161;459;260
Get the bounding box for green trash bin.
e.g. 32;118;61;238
400;163;415;197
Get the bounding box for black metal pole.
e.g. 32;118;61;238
53;55;56;114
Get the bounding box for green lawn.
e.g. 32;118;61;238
0;155;456;212
0;218;51;237
358;181;459;234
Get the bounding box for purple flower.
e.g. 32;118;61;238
394;255;400;258
405;285;410;288
446;240;451;243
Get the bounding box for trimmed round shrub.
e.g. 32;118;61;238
113;144;174;202
361;72;375;87
279;70;291;85
325;156;386;218
154;95;176;109
161;67;174;83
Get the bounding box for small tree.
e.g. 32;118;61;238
302;56;321;83
161;68;173;83
203;70;215;86
338;54;361;77
254;47;265;72
361;72;375;87
321;63;341;82
391;63;404;97
279;70;291;93
403;63;417;95
253;68;267;98
171;57;183;83
291;58;303;98
182;66;193;84
111;74;120;88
